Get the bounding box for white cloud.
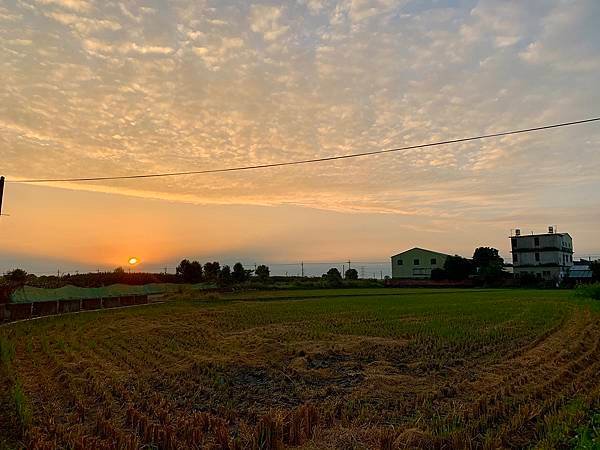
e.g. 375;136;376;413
250;5;289;41
36;0;93;13
518;0;600;72
192;36;244;70
124;43;174;55
5;38;33;45
347;0;398;22
45;11;121;33
82;39;174;56
299;0;326;15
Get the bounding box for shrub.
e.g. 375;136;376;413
0;284;14;303
324;268;343;287
430;268;447;281
345;268;358;280
575;283;600;300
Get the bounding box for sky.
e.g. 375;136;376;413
1;0;600;276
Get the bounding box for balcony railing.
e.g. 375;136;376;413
511;247;573;254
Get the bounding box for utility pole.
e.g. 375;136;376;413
0;176;5;216
301;261;304;277
348;260;351;270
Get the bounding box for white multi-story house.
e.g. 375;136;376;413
510;227;573;281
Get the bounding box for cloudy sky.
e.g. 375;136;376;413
1;0;599;274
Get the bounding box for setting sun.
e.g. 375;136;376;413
128;257;140;266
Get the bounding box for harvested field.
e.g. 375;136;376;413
0;288;599;449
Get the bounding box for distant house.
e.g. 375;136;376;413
567;259;594;283
510;226;573;281
391;248;450;279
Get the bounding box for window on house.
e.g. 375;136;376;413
430;258;437;265
513;254;518;263
534;237;540;246
397;259;403;266
413;259;420;266
535;253;540;262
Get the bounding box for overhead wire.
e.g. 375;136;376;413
6;116;600;184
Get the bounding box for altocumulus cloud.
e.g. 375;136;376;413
0;0;599;226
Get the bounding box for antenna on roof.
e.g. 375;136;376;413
0;176;5;216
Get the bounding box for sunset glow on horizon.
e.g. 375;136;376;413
1;0;599;273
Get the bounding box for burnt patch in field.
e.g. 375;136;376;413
225;366;301;409
292;349;365;384
306;351;353;369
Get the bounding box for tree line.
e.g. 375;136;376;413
175;260;270;285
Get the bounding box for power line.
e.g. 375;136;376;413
7;116;600;184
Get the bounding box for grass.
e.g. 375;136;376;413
572;410;600;449
0;337;15;369
576;282;600;300
0;288;598;449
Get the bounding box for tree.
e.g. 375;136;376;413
345;268;358;280
443;255;473;280
591;260;600;282
473;247;505;283
255;265;270;281
431;268;447;281
203;262;221;282
4;268;28;289
176;259;203;283
473;247;504;268
176;259;191;277
218;265;232;286
113;267;125;274
232;262;247;283
325;268;343;286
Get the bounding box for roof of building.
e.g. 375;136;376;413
568;266;593;279
512;232;571;238
391;247;452;258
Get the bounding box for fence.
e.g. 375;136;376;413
384;279;474;288
0;294;149;324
